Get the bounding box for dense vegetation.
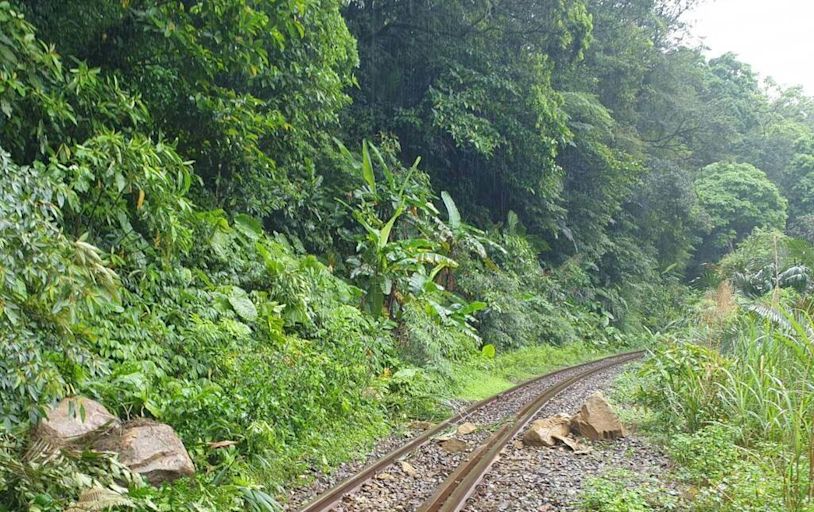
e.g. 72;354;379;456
584;230;814;512
2;0;814;510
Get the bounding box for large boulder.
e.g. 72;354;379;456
36;397;119;446
570;391;625;441
96;420;195;485
522;414;571;447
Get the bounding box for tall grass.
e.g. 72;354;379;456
645;307;814;510
719;312;814;509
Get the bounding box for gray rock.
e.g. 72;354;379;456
36;397;119;446
96;420;195;485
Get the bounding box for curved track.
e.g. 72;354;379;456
296;351;643;512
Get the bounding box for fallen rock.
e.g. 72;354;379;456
457;422;478;435
522;414;571;447
376;472;395;481
551;434;591;455
409;420;435;431
399;461;417;477
439;438;468;453
36;397;119;446
96;420;194;485
570;391;625;441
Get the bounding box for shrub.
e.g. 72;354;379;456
640;309;814;511
579;470;677;512
668;425;785;511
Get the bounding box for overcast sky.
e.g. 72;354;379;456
685;0;814;94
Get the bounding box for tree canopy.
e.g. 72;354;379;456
695;162;788;262
2;0;814;509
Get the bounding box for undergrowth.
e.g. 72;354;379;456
452;342;609;401
580;470;678;512
601;250;814;512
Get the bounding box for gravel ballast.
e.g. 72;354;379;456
285;354;656;511
463;366;672;511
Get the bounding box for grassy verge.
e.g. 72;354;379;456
278;341;613;499
451;341;610;401
583;309;814;512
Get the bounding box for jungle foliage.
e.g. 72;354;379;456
2;0;814;510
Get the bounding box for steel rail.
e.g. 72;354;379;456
296;350;644;512
416;351;644;512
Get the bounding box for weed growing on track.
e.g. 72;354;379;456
580;470;678;512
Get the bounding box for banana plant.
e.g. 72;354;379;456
732;264;810;297
408;266;487;339
345;141;457;317
433;191;506;290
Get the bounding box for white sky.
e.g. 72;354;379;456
685;0;814;94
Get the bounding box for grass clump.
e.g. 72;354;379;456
453;341;609;400
580;470;678;512
627;292;814;511
667;424;785;511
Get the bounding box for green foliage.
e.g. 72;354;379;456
639;305;814;511
579;473;653;512
668;424;786;511
457;245;577;349
343;141;463;320
397;299;478;376
6;0;814;509
718;229;814;297
639;341;728;432
790;215;814;245
579;465;682;511
0;154;397;508
694;162;788;263
633;161;704;271
56;132;196;258
454;341;606;401
0;151;119;429
668;424;743;484
343;0;591;233
552;91;641;265
0;437;145;512
785;151;814;218
20;0;358;245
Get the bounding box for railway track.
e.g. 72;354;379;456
294;351;644;512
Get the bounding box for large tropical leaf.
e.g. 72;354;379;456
234;213;263;240
378;207;404;250
228;286;258;322
361;140;376;194
416;252;458;268
441;191;461;229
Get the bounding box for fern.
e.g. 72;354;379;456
746;304;814;339
66;487;134;512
